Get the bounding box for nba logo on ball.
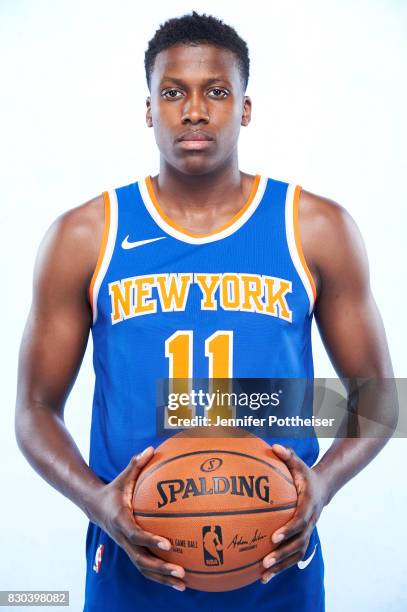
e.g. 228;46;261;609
202;526;224;566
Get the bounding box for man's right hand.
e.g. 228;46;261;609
89;447;186;591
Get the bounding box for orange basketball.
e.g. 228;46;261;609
132;429;297;591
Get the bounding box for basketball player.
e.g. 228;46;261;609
15;12;395;612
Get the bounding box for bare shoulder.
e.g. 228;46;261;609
299;189;354;236
53;193;105;250
34;194;106;302
298;188;369;296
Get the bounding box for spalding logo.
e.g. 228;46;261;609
200;458;223;473
156;475;273;508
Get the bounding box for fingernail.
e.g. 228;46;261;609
273;444;286;453
273;533;284;543
170;570;184;578
172;584;185;591
262;573;275;584
264;556;276;569
157;540;171;550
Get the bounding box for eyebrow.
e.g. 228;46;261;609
160;76;232;88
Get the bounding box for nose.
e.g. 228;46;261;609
181;91;209;125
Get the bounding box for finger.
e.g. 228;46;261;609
271;444;307;473
115;447;155;502
129;546;185;579
135;446;155;468
263;530;311;569
121;515;172;552
113;447;154;489
271;496;317;544
271;510;314;544
142;569;186;591
124;447;155;479
260;551;302;583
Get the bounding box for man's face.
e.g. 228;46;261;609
146;44;251;176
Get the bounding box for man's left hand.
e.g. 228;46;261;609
261;444;329;584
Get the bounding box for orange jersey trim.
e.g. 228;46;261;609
293;186;317;302
145;175;261;238
89;191;111;317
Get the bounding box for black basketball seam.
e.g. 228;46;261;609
134;449;295;493
133;502;296;518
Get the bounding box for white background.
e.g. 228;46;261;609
1;1;406;610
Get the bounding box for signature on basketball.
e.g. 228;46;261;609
227;529;267;549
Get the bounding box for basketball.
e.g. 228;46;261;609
133;429;297;591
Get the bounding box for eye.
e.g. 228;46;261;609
161;89;183;100
208;88;229;98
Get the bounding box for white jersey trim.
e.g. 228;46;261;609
91;189;118;324
138;175;268;245
285;183;316;315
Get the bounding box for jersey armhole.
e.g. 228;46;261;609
285;184;317;315
89;190;118;325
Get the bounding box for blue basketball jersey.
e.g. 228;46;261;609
84;175;324;611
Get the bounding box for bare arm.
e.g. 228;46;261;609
261;190;397;580
15;198;186;590
15;197;105;516
300;190;397;501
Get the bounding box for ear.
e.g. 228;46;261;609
241;95;252;127
146;96;153;127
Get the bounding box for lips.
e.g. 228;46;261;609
176;130;215;142
176;131;215;151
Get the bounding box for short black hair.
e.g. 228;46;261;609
145;11;250;91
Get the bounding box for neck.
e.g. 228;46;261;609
155;157;244;210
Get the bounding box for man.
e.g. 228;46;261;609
15;11;395;612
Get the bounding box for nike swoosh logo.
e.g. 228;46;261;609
297;544;317;570
121;235;166;249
